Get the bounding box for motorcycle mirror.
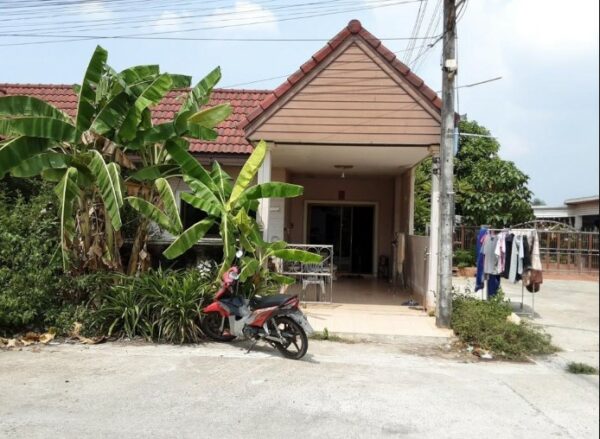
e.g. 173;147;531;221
235;249;243;258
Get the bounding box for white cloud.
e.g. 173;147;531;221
153;11;186;33
78;1;112;21
203;0;278;32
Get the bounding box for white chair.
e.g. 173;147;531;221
302;262;326;301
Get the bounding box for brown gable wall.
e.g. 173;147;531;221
250;42;440;146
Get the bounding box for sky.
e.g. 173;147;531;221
1;0;598;205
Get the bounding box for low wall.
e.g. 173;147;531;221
404;235;430;305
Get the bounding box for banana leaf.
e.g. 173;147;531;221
0;136;51;178
155;177;183;234
239;257;260;282
182;176;224;215
0;95;71;121
75;45;108;135
126;196;178;235
10;152;71;177
107;162;124;207
181;66;221;113
54;167;80;270
87;150;122;230
229;140;267;207
271;249;322;264
165;139;215;190
188;103;232;129
239;182;303;202
0;117;76;142
164;218;215;259
118;74;173;141
186;123;217;141
90;93;132;135
211;161;233;200
128;164;179;181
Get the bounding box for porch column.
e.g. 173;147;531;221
427;147;440;311
257;143;272;241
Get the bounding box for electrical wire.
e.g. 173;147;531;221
0;0;425;46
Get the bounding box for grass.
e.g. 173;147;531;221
566;362;599;375
310;327;354;343
451;292;559;361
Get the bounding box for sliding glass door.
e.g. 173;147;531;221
307;204;374;274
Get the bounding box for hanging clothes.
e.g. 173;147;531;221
487;275;502;298
495;231;508;274
483;234;500;275
502;233;515;279
508;235;525;283
475;227;488;292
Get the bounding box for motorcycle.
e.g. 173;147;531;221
200;251;313;360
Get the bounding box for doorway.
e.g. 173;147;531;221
307;204;375;274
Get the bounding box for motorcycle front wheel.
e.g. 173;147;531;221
273;316;308;360
201;312;236;342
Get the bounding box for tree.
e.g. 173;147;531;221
128;140;321;293
531;198;546;206
0;46;230;273
455;120;533;227
413;119;534;233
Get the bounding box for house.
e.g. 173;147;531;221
533;195;599;231
0;20;443;308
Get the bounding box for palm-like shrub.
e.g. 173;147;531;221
92;269;212;343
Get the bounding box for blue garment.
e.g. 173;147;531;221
475;227;488;292
487;275;502;298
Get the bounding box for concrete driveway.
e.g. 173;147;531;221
1;338;598;439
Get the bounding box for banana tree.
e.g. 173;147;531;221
0;46;231;273
127;139;321;291
119;67;231;274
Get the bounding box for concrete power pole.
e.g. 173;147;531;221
436;0;458;328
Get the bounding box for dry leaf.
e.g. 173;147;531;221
70;322;83;337
39;333;55;344
7;339;17;348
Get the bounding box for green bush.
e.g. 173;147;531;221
0;182;108;336
451;293;558;360
92;268;212;343
0;184;60;332
453;249;476;268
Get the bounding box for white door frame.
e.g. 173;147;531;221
303;200;379;276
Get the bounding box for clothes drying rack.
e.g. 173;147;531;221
482;227;538;318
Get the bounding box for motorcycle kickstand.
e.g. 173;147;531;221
246;338;259;354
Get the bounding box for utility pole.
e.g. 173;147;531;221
436;0;457;328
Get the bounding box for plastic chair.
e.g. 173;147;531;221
302;262;326;301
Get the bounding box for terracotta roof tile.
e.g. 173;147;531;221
0;83;269;155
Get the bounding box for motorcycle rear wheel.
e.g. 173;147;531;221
273;316;308;360
201;312;236;342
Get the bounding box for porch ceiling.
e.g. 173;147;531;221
271;143;431;175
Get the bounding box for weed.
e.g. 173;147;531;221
566;362;599;375
451;292;558;361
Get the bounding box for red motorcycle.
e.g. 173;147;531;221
200;253;312;360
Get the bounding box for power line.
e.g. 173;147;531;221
0;0;365;32
0;0;425;46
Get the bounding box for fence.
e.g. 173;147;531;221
276;244;334;303
453;226;599;273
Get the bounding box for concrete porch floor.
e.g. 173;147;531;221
287;278;453;339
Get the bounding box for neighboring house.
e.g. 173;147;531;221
0;20;443;307
533;195;599;231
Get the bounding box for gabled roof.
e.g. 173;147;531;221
239;19;442;132
0;83;269;155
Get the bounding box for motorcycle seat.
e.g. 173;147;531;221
250;294;295;309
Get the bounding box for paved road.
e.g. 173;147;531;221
1;339;598;439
